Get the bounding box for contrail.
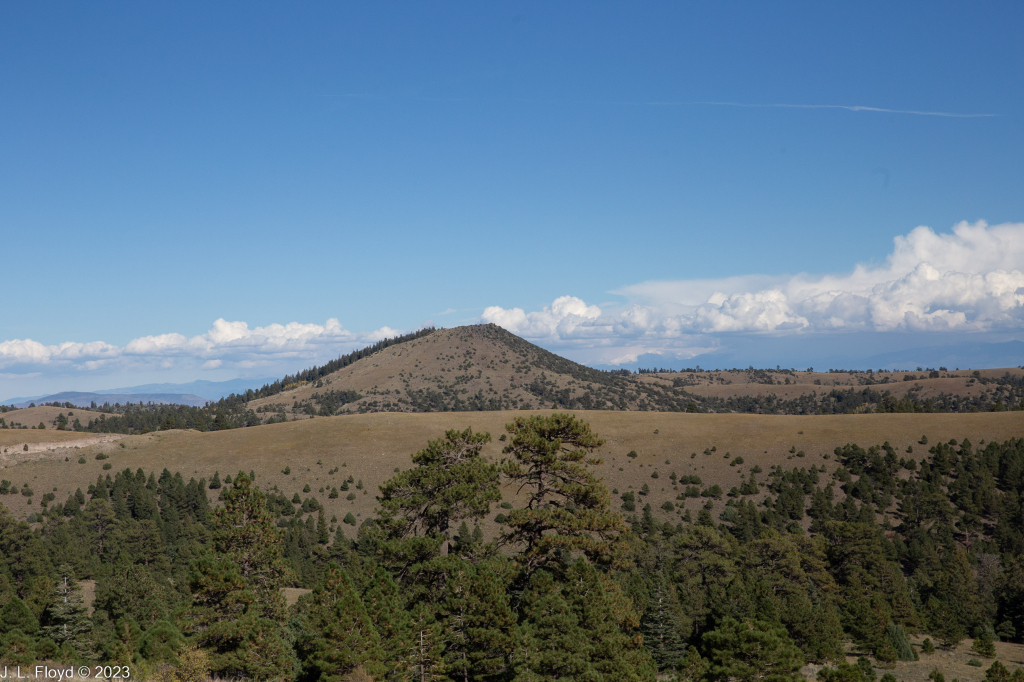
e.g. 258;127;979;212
693;101;994;118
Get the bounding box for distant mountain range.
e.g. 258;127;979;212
2;377;276;409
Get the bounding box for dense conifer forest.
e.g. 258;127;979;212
1;414;1023;682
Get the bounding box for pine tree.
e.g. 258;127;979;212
639;567;688;671
138;620;186;663
926;596;965;649
0;596;39;635
0;629;35;667
498;414;631;573
985;661;1011;682
741;531;844;663
436;556;516;682
377;427;501;556
210;471;293;620
408;602;447;682
463;558;517;680
702;617;804;682
188;472;296;680
297;564;386;681
363;567;415;680
317;507;330;545
93;564;172;627
562;560;656;681
43;564;94;659
85;493;118;557
672;525;737;640
972;629;996;658
513;569;591;681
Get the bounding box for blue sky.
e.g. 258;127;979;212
2;2;1023;397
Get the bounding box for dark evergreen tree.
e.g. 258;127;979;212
0;596;39;635
377;427;501;562
296;564;385;681
363;567;414;680
499;414;632;573
639;566;688;671
43;564;94;660
702;617;804;682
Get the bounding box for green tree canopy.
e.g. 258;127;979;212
499;413;632;572
703;617;804;682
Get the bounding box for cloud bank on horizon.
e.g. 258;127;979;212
482;221;1024;363
0;319;399;376
2;221;1023;380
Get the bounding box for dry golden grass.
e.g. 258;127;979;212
0;405;112;433
800;637;1024;682
640;367;1024;402
248;325;603;416
2;410;1020;537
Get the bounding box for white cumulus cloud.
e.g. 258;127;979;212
480;221;1024;359
0;318;403;373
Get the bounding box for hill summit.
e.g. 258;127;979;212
247;324;646;416
242;324;1024;421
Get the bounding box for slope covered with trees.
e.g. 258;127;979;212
1;415;1023;682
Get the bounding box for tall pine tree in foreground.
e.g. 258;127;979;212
499;413;632;573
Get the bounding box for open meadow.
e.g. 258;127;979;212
3;409;1020;536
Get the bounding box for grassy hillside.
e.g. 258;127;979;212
0;405;113;432
241;324;1024;420
4;410;1021;535
246;324;635;417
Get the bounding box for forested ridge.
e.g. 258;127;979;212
1;415;1024;682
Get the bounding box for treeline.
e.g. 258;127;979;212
76;403;262;434
2;417;1024;682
